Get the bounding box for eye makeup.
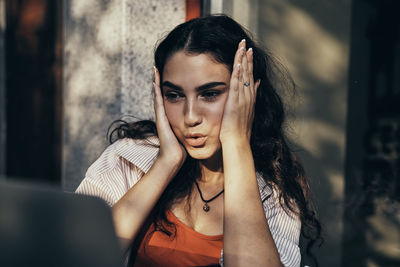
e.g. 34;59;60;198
162;81;227;92
163;86;227;103
164;90;184;102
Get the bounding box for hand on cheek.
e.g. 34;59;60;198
219;40;260;144
153;67;187;166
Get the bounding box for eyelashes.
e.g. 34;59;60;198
164;90;223;102
164;91;184;102
201;91;221;101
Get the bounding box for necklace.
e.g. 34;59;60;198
194;180;224;212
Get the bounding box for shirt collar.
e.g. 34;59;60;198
256;172;273;200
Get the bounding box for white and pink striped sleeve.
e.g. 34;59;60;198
257;174;302;267
75;137;159;206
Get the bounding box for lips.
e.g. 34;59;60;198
184;133;207;147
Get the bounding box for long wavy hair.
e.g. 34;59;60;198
110;14;322;264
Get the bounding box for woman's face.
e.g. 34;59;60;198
162;51;231;160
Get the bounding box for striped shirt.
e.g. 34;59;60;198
75;136;301;267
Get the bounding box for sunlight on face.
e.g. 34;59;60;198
162;51;231;160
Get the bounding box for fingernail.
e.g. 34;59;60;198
241;39;246;43
248;48;253;52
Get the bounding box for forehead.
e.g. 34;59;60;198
163;51;231;85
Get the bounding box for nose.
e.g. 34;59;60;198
184;97;202;127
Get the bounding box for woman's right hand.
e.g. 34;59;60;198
111;68;186;250
153;67;187;168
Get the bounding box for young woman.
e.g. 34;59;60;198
76;15;321;267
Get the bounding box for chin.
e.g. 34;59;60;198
185;145;221;160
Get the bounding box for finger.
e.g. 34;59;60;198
247;48;255;87
241;46;251;101
228;63;241;105
234;39;246;65
154;66;161;87
241;45;250;82
153;68;171;140
153;80;166;126
246;48;256;102
237;46;245;93
153;67;161;116
230;41;245;93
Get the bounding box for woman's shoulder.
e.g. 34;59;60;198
77;136;160;205
86;136;160;177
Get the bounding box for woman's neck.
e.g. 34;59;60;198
198;150;224;185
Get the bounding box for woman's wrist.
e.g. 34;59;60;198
220;134;251;150
155;155;185;179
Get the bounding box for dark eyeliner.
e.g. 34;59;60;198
164;90;184;102
201;90;222;101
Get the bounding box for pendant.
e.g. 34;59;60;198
203;203;210;212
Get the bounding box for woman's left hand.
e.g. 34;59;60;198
219;39;260;144
221;41;282;267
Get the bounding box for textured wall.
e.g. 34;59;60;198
63;0;185;192
257;0;350;266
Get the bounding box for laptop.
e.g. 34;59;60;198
0;179;125;267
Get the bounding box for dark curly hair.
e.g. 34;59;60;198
109;14;322;265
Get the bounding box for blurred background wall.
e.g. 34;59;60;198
252;1;350;266
3;0;61;184
62;0;185;192
212;1;349;266
343;1;400;266
1;0;399;266
0;0;5;177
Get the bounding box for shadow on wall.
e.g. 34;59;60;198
63;0;185;192
257;0;349;266
63;0;123;192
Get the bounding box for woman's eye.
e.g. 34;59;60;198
164;92;184;102
202;91;220;100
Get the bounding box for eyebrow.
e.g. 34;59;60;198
162;81;227;92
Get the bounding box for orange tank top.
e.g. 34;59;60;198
133;210;223;267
